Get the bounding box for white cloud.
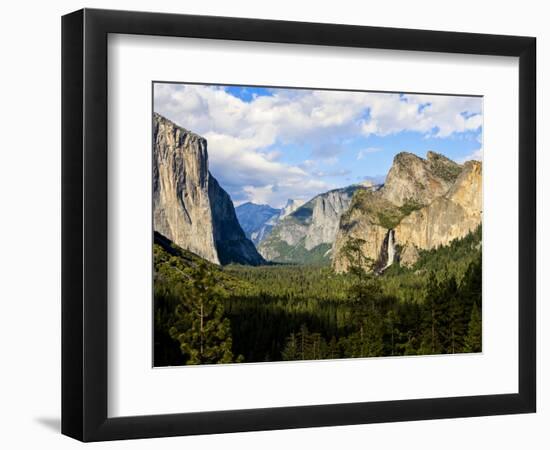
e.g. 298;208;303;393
359;93;482;138
203;131;308;195
263;150;282;161
322;156;339;166
242;179;333;208
312;169;351;177
357;147;382;159
154;84;483;207
357;174;386;185
299;159;316;169
456;147;483;164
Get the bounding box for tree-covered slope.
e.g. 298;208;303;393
155;226;481;365
153;232;251;366
223;227;481;361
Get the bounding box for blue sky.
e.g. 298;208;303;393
154;83;482;208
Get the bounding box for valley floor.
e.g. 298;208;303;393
153;227;482;366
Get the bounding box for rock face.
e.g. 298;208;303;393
332;152;482;273
235;202;281;245
258;186;361;264
153;113;264;265
381;151;462;207
399;242;420;268
394;161;482;250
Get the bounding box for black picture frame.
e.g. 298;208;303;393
62;8;536;442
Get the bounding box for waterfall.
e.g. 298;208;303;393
384;229;396;270
375;229;396;274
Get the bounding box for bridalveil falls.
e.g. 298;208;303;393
376;229;396;273
384;229;396;270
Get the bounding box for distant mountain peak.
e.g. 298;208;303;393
284;198;303;208
239;201;273;208
280;199;305;218
235;202;281;246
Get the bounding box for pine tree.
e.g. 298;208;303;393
169;262;236;365
460;255;482;309
327;336;340;360
340;305;384;358
337;235;385;358
341;236;373;280
281;325;328;361
385;309;399;356
401;331;418;356
464;303;482;353
420;271;444;354
439;275;462;353
281;332;298;361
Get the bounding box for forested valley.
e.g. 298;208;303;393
153;226;482;366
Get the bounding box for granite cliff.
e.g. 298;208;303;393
394;160;482;251
153;113;264;265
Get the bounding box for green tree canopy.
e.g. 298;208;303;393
169;262;237;365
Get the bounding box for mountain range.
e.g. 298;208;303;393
153;113;482;272
256;185;372;264
234;198;305;246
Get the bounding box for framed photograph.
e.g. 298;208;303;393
62;8;536;441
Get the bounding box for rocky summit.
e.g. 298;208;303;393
153;113;264;266
381;151;462;207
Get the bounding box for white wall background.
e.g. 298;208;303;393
0;0;546;448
